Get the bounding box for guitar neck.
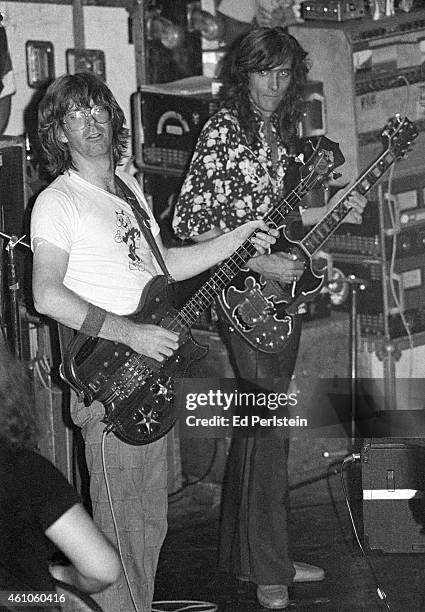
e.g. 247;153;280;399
301;146;398;257
175;174;324;329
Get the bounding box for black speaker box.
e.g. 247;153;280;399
0;137;30;357
362;438;425;553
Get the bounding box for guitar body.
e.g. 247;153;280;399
218;116;418;354
218;229;324;353
61;275;208;445
60;135;347;444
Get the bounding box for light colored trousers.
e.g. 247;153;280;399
70;397;168;612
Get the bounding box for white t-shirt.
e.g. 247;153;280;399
30;169;162;316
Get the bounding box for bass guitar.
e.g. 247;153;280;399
217;115;418;354
60;137;342;445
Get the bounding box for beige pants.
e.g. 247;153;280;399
70;397;168;612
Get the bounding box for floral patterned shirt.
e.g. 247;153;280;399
173;107;300;240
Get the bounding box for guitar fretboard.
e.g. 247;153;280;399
174;153;332;331
302;150;398;256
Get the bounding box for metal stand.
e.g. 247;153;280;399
347;275;367;447
0;231;30;359
324;272;367;457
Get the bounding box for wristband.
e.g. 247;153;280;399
80;304;107;337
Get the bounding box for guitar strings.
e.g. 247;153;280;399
121;158;333;394
302;117;411;258
167;161;325;334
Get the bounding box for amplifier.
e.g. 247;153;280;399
362;438;425;553
133;82;326;173
133;90;218;172
326;172;425;256
302;0;366;22
330;255;425;337
327;220;425;259
356;80;425;136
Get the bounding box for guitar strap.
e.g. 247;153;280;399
114;175;174;283
57;174;174;360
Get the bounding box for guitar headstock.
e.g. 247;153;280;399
298;135;345;185
381;115;418;159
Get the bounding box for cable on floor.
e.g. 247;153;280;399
152;601;217;611
101;429;141;612
340;453;391;611
168;439;219;502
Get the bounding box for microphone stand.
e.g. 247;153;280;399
0;230;30;359
323;273;367;458
346;275;367;448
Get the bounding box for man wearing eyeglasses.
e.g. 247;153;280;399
30;72;277;612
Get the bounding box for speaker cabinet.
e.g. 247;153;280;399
362;438;425;553
0;137;29;358
0;137;27;240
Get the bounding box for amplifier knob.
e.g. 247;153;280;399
401;237;411;252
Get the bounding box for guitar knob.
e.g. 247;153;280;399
153;397;164;408
157;375;168;385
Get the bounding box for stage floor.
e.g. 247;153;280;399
154;466;425;612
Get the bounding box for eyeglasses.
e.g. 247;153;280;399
63;105;111;131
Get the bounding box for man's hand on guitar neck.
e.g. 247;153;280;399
246;251;305;283
301;189;367;227
327;189;367;225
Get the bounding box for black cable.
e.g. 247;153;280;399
340;454;391;611
168;438;219;502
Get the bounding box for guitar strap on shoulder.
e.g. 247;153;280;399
58;175;174;362
114;175;174;283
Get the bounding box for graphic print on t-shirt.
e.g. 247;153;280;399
114;209;156;274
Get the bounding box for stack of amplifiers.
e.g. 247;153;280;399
290;11;425;340
326;172;425;338
290;11;425;185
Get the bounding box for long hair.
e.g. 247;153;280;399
219;27;309;147
0;342;38;449
38;72;129;176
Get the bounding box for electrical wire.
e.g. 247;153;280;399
384;164;415;406
340;454;391;610
101;432;220;612
168;438;219;502
393;75;410;119
385;165;413;351
152;601;217;612
101;429;141;612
